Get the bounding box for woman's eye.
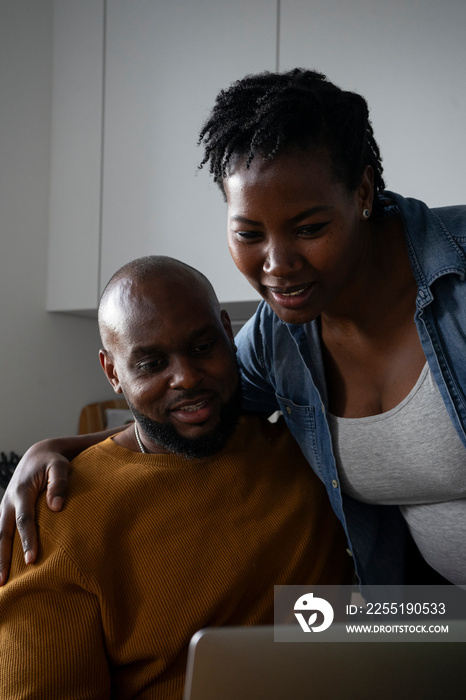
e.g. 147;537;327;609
298;222;328;237
235;230;262;241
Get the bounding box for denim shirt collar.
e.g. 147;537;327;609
387;191;466;308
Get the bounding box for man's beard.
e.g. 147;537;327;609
126;382;242;459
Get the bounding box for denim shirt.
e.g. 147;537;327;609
235;191;466;585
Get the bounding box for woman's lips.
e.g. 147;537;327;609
266;283;317;309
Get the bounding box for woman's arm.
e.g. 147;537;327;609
0;428;122;585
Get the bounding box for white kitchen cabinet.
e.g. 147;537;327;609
47;0;104;313
47;0;276;316
278;0;466;207
46;0;466;317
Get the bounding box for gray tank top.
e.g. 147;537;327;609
328;364;466;584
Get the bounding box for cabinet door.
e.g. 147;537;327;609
47;0;104;313
279;0;466;206
101;0;277;303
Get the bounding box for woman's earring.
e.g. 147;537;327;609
362;208;371;219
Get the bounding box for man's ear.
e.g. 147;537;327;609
221;309;236;350
99;349;123;394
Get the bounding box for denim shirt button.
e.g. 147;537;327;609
346;548;353;557
286;406;292;415
332;479;339;488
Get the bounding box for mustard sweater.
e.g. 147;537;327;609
0;416;351;699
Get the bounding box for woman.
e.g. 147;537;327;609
2;69;465;586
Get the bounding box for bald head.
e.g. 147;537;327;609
97;256;239;458
98;256;221;355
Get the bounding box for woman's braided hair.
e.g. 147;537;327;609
199;68;385;210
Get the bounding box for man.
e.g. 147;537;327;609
0;256;351;699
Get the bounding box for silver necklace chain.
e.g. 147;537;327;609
134;422;147;453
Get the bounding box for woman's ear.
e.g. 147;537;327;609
358;164;375;214
99;349;123;394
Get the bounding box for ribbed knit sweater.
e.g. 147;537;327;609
0;416;351;699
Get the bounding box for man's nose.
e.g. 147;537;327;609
168;356;203;389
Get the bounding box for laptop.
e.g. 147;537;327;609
183;624;465;700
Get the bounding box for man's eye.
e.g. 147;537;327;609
192;340;215;355
138;359;165;373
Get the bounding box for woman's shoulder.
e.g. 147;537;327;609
385;190;466;229
432;204;466;240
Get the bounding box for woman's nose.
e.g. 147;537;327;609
263;241;302;278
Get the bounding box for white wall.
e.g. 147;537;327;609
0;0;115;457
